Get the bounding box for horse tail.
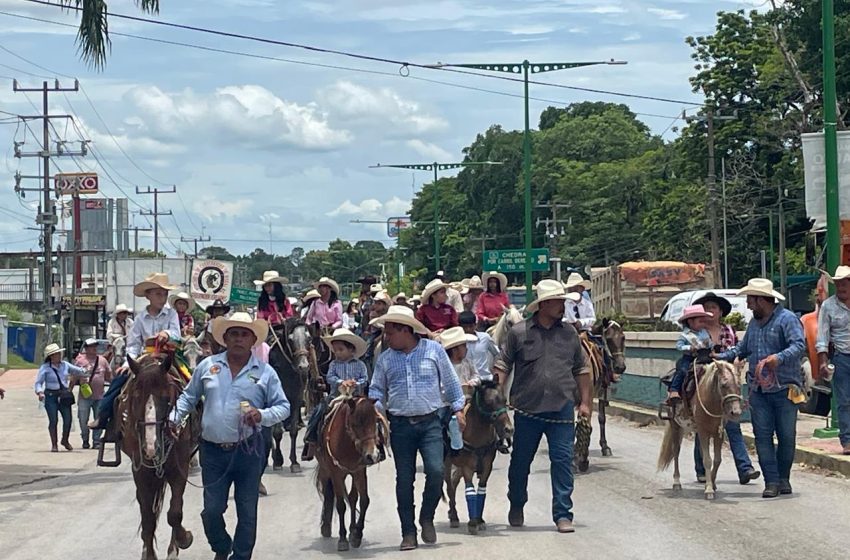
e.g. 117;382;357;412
656;421;681;472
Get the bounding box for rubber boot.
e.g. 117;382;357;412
49;426;59;452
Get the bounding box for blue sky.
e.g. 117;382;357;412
0;0;764;258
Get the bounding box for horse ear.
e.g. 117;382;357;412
160;352;173;374
127;355;140;375
602;317;610;328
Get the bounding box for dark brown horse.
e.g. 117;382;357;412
445;380;514;534
117;353;199;560
307;323;333;413
315;397;384;551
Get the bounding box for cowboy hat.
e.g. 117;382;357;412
133;273;176;297
357;275;378;285
564;272;592;291
692;292;732;318
370;304;428;334
83;338;98;347
373;291;392;305
322;328;368;359
737;278;785;301
421;278;449;303
253;270;288;286
207;299;231;315
315;276;340;295
43;343;65;358
831;265;850;282
211;312;269;348
302;289;321;304
439;326;477;351
482;271;508;292
369;283;384;294
466;275;484;291
112;303;133;315
410;294;422;303
678;304;714;325
168;291;195;309
526;278;568;313
393;292;408;303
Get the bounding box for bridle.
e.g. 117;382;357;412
696;363;744;419
268;320;310;370
473;386;509;422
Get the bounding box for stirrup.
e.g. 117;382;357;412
97;440;121;467
657;402;674;421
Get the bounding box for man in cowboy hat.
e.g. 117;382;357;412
435;271;464;313
716;278;805;498
171;312;290;560
564;272;595;330
202;299;232;355
368;305;466;551
492;279;592;534
106;303;134;346
816;265;850;455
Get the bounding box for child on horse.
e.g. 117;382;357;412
667;304;714;405
169;291;196;337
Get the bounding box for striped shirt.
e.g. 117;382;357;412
369;338;465;416
816;295;850;354
467;332;498;379
327;358;368;396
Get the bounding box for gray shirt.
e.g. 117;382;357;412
817;295;850;354
495;315;589;414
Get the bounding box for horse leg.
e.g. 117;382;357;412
272;423;284;471
475;452;495;531
699;430;715;500
320;477;334;538
334;473;349;551
347;478;358;543
289;414;302;474
445;460;460;528
711;430;723;493
351;470;369;549
165;457;193;560
461;467;479;535
135;470;161;560
671;423;683;491
599;387;613;457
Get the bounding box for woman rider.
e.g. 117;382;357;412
305;277;343;331
474;271;509;329
255;270;294;326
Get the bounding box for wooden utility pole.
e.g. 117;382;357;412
181;234;212;258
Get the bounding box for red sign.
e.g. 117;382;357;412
84;199;105;209
54;173;98;196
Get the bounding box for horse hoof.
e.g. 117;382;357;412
338;539;350;552
290;463;302;474
578;459;589;473
350;533;362;549
321;524;332;538
601;447;613;457
705;492;716;500
673;483;682;491
449;519;460;529
178;531;193;550
273;464;283;471
467;521;479;535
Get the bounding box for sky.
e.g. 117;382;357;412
0;0;767;260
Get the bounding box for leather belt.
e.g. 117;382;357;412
389;410;439;425
201;435;259;450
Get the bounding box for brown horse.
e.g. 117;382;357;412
657;360;744;500
445;380;514;535
117;353;199;560
315;397;385;551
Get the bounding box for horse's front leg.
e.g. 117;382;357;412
475;451;496;531
320;477;334;538
445;460;460;528
711;430;723;493
599;388;612;457
334;473;349;551
350;470;369;548
289;413;302;474
271;423;284;470
165;455;193;559
699;430;716;500
135;470;161;560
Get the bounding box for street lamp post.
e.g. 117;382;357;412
431;60;625;302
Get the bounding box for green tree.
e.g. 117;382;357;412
63;0;159;67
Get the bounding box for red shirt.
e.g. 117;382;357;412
475;292;509;322
415;303;458;332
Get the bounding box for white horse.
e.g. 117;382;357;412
487;307;524;348
182;336;203;370
110;336;126;372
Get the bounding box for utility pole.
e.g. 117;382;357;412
777;185;787;295
136;186;175;255
130;225;153;252
469;235;497;265
721;157;729;289
535;200;571;259
181;234;211;258
12;79;82;344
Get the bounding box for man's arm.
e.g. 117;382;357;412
125;318;144;363
816;302;831;354
718;328;749;362
259;365;290;427
367;355;388;413
171;363;206;425
775;314;806;366
492;327;518;385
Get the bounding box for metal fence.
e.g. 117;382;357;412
0;283;42;302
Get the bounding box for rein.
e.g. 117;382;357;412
268;321;310;370
695;363;743;419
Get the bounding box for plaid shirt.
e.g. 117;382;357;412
327;358;368;396
368;338;465;416
816;295;850;354
718;305;805;393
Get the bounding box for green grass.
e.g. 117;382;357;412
6;353;37;369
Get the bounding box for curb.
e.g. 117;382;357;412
606;400;850;478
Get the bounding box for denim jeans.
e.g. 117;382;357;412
831;353;850;446
507;402;576;523
200;436;265;560
749;389;798;484
694;421;753;477
670;355;693;393
95;373;128;426
77;397;102;444
43;390;73;442
388;413;444;537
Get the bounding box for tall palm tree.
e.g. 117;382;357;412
63;0;159;67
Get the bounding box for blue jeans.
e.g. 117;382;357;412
749;389;798;484
77;397;102;444
200;436;265;560
43;390;73;442
388;413;444;536
694;421;753;476
95;373;128;427
507;402;576;523
831;353;850;446
670;355;693;393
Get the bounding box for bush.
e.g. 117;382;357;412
723;312;747;331
0;303;23;322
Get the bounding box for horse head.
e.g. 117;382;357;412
597;318;627;379
285;318;311;380
713;360;744;421
182;336;202;370
473;379;514;446
127;353;176;461
345;398;382;466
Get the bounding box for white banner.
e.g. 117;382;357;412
190;259;234;310
801;130;850;230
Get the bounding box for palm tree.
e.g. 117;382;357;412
63;0;159;67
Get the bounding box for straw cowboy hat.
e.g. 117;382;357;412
322;328;368;359
439;326;477;351
370;283;384;295
421;278;449;303
737;278;786;301
133;272;176;297
373;291;392;305
302;289;321;305
564;272;592;291
254;270;288;286
370;304;429;334
526;278;569;313
466;275;484;291
211;311;269;348
678;304;714;325
112;303;133;315
315;277;340;295
831;265;850;282
43;343;65;358
482;271;508;292
393;292;408;304
410;294;422;304
168;291;195;309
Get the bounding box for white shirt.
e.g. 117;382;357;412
567;294;596;330
467;332;498;379
446;287;464;313
125;305;181;364
107;316;134;345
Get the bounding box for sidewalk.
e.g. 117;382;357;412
608;399;850;477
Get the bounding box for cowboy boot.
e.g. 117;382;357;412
49;426;58;452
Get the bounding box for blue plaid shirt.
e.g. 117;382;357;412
718;305;805;393
327;358;368;396
368;338;465;416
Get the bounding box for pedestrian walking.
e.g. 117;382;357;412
170;312;290;560
72;338;112;449
34;343;87;452
368;305;466;551
816;265;850;455
492;279;592;533
716;278;805;498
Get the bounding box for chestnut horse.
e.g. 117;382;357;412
315;397;385;551
117;353;200;560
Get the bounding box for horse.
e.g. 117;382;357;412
267;316;312;474
657;360;744;500
111;335;127;373
445;380;514;535
487;307;523;348
306;322;333;414
116;353;199;560
181;336;203;370
574;318;627;472
315;396;385;551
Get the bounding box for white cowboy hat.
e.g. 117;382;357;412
44;343;65;358
831;265;850;282
253;270;288;286
168;291;195;309
737;278;785;301
565;292;582;303
393;292;408;303
482;271;508;292
564;272;592;291
421;278;449;303
373;291;392;305
370;283;384;294
678;304;714;325
112;303;133;315
315;276;340;295
83;338;99;347
526;278;568;313
302;289;321;304
466;275;484;290
133;272;176;297
322;328;368;359
370;304;428;334
211;311;269;348
438;326;477;351
410;294;422;303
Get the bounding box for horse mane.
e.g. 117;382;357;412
132;353;174;393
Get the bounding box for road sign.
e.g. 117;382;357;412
483;248;550;273
191;259;234;309
54;172;98;196
387;216;411;238
229;286;259;306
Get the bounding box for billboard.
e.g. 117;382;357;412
190;259;234;310
387;216;411;238
55;172;98;196
801;130;850;230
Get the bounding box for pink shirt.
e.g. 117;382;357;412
73;353;112;400
475;292;509;322
252;342;270;364
257;298;294;326
305;298;343;329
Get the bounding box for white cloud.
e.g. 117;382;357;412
193;197;254;221
623;32;642;41
327;196;411;219
406;140;453;162
647;8;687;20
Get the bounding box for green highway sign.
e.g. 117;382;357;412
483;248;550;273
229;286;259;306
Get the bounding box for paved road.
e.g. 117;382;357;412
1;377;848;559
